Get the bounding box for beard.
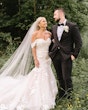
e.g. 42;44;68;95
56;18;60;23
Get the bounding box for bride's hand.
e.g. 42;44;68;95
34;59;40;68
52;39;55;43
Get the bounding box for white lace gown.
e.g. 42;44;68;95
0;38;58;110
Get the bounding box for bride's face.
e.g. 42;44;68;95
38;18;47;28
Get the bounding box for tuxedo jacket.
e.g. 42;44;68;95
49;21;82;60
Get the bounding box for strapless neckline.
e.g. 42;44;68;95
31;37;51;49
36;37;50;42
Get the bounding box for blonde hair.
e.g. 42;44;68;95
36;17;46;30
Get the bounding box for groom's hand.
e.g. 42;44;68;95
71;55;75;61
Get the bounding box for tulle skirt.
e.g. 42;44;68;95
0;64;58;110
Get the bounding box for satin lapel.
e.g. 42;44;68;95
54;25;59;42
60;21;69;41
60;30;66;41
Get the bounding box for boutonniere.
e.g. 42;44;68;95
63;25;69;32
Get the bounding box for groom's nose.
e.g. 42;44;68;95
53;15;55;19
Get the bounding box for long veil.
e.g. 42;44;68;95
0;17;42;78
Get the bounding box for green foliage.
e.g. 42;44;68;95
53;58;88;110
0;32;19;55
0;32;11;54
79;26;88;58
15;0;35;30
0;32;12;42
0;0;87;62
0;1;88;109
0;0;88;30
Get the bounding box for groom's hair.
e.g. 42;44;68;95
54;8;65;14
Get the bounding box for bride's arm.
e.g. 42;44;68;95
31;32;39;68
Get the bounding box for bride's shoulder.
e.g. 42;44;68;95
31;31;38;42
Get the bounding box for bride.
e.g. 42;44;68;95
0;17;58;110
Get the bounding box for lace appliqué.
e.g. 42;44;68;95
0;104;8;110
31;40;37;48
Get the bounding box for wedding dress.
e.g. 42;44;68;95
0;37;58;110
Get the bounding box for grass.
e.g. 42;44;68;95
53;58;88;110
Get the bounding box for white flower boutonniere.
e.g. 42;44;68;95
63;25;69;32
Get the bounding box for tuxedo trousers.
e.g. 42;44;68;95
52;50;73;98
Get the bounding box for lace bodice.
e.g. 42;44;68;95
31;38;51;61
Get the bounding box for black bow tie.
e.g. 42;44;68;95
58;23;64;26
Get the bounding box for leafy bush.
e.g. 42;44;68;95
0;32;20;55
53;58;88;110
80;27;88;58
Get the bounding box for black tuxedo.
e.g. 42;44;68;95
49;21;82;98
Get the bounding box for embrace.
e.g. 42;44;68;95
0;8;82;110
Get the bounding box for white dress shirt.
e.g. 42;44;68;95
57;19;67;41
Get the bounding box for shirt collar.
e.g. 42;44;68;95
63;19;67;25
59;19;67;26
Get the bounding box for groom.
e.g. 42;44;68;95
49;8;82;98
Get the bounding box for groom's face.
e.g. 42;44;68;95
53;10;60;22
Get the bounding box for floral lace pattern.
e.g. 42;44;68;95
0;38;58;110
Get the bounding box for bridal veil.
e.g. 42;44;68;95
0;17;43;77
